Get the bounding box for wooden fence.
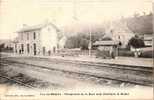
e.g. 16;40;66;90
54;49;97;57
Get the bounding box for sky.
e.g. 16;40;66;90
0;0;152;40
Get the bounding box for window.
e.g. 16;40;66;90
43;47;46;55
27;44;30;53
21;44;24;53
33;32;36;39
27;33;29;40
110;29;113;33
118;35;120;39
21;33;23;40
48;27;50;31
15;44;17;53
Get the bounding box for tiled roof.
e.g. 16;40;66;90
17;22;60;33
93;40;119;46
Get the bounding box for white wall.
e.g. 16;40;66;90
15;24;58;55
16;29;42;55
40;25;58;52
112;32;134;48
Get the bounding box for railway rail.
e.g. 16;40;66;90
1;58;153;87
35;57;153;73
2;57;153;73
0;74;36;89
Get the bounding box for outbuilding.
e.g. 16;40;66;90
93;40;119;59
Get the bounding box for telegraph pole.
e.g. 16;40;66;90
88;24;92;56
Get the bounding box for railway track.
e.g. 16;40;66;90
2;56;153;73
0;74;36;89
35;57;153;73
1;59;153;87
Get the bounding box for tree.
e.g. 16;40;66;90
128;35;145;57
0;43;5;52
65;36;79;48
128;35;145;48
65;32;104;50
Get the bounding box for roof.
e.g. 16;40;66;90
108;19;133;34
17;22;60;33
93;40;119;46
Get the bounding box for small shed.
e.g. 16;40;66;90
93;40;118;59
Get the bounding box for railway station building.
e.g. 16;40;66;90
13;22;60;56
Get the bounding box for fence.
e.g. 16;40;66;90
54;49;97;57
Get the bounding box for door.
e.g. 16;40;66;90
27;44;30;54
21;44;24;54
43;47;45;55
33;43;36;55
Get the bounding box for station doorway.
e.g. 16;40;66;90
33;43;37;55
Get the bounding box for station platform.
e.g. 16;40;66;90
48;55;153;68
1;52;153;68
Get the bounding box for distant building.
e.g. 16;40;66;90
13;22;60;56
58;36;67;49
106;20;135;48
134;32;152;47
122;13;153;48
141;33;152;47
